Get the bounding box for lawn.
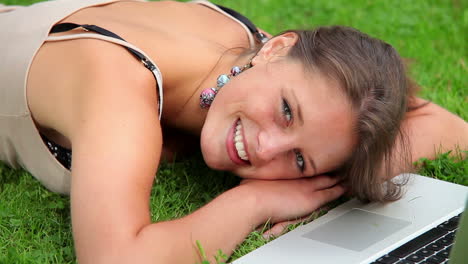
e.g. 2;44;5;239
0;0;467;263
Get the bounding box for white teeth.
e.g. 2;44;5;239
238;150;247;158
235;142;244;151
234;121;249;161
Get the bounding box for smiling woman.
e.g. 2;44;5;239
1;0;467;263
200;26;423;202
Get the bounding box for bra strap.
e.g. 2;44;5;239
50;23;157;72
214;4;268;43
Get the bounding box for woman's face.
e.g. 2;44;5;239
200;35;358;180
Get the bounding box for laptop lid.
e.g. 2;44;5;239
449;199;468;264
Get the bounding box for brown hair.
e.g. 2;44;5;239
284;26;419;202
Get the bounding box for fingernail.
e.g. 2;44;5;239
262;233;272;240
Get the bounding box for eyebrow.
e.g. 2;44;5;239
291;89;317;175
307;155;318;176
291;90;304;126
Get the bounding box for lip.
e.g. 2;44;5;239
226;118;250;166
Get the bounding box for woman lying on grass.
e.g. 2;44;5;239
1;0;467;263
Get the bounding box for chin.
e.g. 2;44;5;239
200;147;217;169
232;169;253;179
200;134;223;171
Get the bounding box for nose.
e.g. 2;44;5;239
256;128;295;162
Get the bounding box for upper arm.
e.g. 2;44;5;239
383;98;467;180
401;98;468;162
67;40;162;261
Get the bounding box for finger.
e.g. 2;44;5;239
312;184;346;207
262;218;306;239
255;218;273;233
262;203;333;239
306;175;342;191
239;179;254;185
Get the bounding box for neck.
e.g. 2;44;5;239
161;49;253;135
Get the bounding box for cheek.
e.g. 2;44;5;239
199;127;216;166
209;83;249;114
313;136;356;174
214;83;278;124
242;91;278;123
218;71;271;105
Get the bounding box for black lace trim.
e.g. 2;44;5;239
40;134;72;170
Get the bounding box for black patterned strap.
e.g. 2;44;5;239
214;4;269;43
50;23;157;72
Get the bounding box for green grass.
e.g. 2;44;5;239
1;0;467;263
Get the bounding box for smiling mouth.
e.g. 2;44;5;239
226;119;251;166
234;120;250;161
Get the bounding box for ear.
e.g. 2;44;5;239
252;32;298;65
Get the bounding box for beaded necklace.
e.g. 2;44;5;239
199;61;253;108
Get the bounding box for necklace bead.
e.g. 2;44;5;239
200;87;218;108
217;74;231;88
231;66;242;76
199;60;252;109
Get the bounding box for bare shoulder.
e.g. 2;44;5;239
402;97;467;160
68;37;162;154
69;37;163;176
29;36;159;137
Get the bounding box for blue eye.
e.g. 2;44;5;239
294;149;305;172
282;99;304;172
282;99;292;122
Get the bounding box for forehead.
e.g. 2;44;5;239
281;60;358;174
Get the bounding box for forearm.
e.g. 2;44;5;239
133;177;345;263
75;176;344;263
132;185;263;264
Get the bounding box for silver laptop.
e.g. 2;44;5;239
233;174;468;264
